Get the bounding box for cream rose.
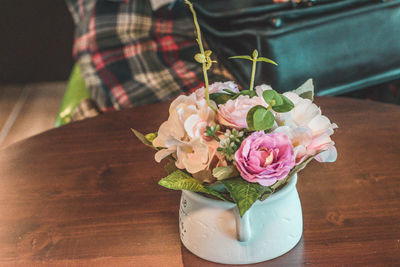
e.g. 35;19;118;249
152;93;218;174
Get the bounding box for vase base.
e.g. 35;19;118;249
181;232;302;265
179;175;303;265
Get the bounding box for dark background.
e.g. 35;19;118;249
0;0;74;83
0;1;398;105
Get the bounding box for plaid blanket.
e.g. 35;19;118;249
66;0;233;110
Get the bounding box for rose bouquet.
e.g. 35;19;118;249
133;1;337;217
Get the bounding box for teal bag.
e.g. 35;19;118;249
194;0;400;95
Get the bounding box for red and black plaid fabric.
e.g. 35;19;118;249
66;0;233;110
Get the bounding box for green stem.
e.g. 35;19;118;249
249;59;257;91
202;63;217;113
185;0;217;113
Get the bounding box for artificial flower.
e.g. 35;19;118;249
274;92;338;164
234;132;295;186
217;95;266;129
152;93;218;173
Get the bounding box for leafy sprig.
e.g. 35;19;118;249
225;128;244;143
217;139;238;161
246;89;294;131
263;90;294;113
184;0;217;113
194;50;217;70
229;49;277;91
204;124;221;141
217;129;244;161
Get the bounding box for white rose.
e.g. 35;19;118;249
274;92;338;164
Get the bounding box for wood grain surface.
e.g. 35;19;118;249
0;97;399;266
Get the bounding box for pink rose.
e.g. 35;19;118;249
217;95;266;129
235;132;295;186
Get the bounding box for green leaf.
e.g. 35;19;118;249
158;170;226;201
262;90;283;106
272;95;294;113
228;55;252;61
253;108;274;131
159;170;203;192
222;177;267;217
246;105;274;131
262;90;274;104
145;132;157;143
292;78;314;101
205;181;228;193
209;93;232;105
246;105;258;130
194;53;206;63
131;129;157;150
232;89;257;100
240;90;257;97
204;50;212;57
212;165;239;181
256;57;278;66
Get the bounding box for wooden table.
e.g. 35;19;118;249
0;97;399;266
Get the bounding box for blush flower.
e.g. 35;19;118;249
217;95;266;129
274;92;338;164
152;93;218;174
235;132;295;186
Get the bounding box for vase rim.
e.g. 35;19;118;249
182;174;298;207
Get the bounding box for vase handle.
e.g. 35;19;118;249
234;207;252;242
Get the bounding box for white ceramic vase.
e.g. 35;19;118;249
179;174;302;265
